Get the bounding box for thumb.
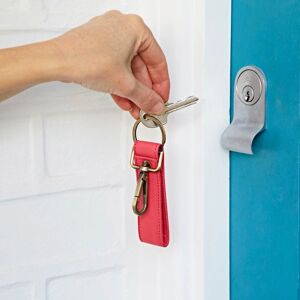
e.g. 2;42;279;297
118;75;165;115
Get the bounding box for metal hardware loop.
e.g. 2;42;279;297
132;115;166;146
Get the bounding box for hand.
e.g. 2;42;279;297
51;10;170;118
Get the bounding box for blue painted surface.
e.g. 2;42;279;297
230;1;300;300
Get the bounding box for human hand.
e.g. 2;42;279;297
51;10;170;118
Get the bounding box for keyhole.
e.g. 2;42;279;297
244;90;251;102
241;86;254;104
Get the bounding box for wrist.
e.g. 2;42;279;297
0;40;68;96
33;40;70;83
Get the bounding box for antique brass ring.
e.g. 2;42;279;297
132;115;166;146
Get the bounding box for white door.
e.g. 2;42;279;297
0;1;230;300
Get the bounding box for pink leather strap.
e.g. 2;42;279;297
133;140;169;247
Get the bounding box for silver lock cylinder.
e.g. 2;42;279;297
236;68;263;105
221;66;266;154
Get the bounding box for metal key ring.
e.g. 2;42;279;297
132;115;166;146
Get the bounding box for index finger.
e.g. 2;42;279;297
138;29;170;102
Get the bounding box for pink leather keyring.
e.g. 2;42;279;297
130;116;169;247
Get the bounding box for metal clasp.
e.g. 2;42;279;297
132;161;150;215
130;149;164;172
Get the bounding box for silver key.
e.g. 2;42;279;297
140;96;199;128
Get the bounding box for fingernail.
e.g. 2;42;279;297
152;102;165;115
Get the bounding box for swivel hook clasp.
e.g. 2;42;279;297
132;161;150;216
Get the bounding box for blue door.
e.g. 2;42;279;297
230;1;300;299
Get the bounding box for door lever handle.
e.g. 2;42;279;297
221;66;266;154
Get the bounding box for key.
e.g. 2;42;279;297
140;96;199;128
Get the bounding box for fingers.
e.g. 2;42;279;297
138;28;170;102
119;75;165;115
130;55;155;118
111;94;132;111
129;103;140;119
111;94;140;119
111;55;154;117
106;14;170;117
113;54;165;116
131;55;153;88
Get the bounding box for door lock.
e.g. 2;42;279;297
221;66;266;154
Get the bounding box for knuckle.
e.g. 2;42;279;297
90;10;122;23
127;14;145;26
105;9;122;16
